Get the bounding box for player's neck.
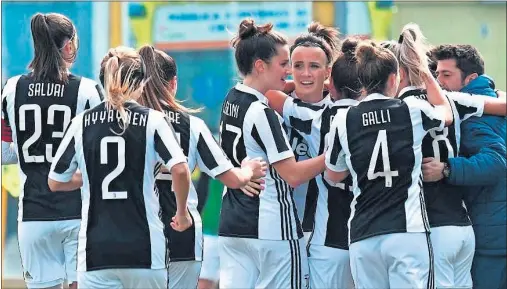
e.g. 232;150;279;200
243;77;267;95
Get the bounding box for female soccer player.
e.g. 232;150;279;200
48;47;191;289
1;12;102;289
382;23;507;288
325;41;453;289
136;44;267;289
218;18;326;289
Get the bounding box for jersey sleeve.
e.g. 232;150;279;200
153;114;187;171
404;96;446;132
325;112;348;172
446;91;484;121
1;77;19;142
192;117;234;179
250;105;294;164
76;78;105;114
48;115;82;182
283;97;326;135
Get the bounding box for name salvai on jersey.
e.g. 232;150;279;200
1;73;103;221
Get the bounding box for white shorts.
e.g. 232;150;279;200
219;236;309;289
18;220;80;289
78;268;167;289
431;225;475;288
199;235;220;282
169;260;201;289
349;232;433;289
308;244;354;289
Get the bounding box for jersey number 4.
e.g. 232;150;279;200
19;104;71;163
100;136;127;200
367;130;399;187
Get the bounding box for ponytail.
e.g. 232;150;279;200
383;23;430;87
29;13;68;82
102;48;145;135
138;45;201;113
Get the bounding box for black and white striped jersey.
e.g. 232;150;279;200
1;73;103;221
287;92;333;225
283;96;356;249
399;87;484;228
156;107;233;262
48;101;187;271
326;93;446;244
219;83;303;240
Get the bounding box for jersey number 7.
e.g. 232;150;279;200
367;129;399;187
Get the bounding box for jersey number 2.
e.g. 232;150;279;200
19;104;71;163
367;130;399;187
100;136;127;199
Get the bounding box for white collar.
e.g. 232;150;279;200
362;93;391;102
290;91;332;106
235;82;268;104
398;86;420;98
334;98;359;107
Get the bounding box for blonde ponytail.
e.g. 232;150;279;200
102;47;145;135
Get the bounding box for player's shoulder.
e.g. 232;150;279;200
2;75;23;95
77;76;103;97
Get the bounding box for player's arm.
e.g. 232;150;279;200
251;107;324;188
447;91;506;120
423;70;453;126
48;116;83;191
265;90;288;115
154;116;191;214
193;118;267;189
324;118;350;184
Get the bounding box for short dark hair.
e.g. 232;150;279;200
230;18;288;77
431;44;484;79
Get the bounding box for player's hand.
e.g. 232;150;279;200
240;178;265;197
422;157;444;182
241;157;268;179
171;210;193;232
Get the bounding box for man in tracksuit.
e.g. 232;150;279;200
424;44;506;289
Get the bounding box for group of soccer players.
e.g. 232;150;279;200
1;11;506;289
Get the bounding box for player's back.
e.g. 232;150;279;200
75;101;172;270
1;73;102;221
337;93;443;243
399;87;484;228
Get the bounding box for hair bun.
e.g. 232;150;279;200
238;18;258;40
341;38;359;56
355;43;377;63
